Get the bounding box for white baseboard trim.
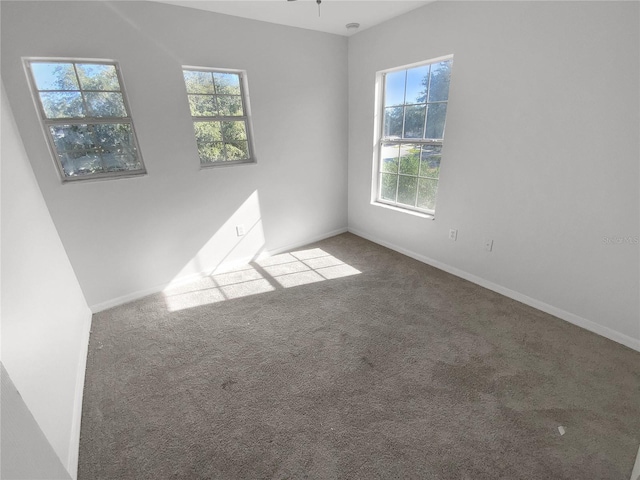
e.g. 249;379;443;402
262;227;349;257
348;227;640;353
67;309;93;479
89;227;349;313
90;282;171;314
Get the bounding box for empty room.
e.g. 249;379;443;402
1;0;639;479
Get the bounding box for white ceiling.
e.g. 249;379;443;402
152;0;433;36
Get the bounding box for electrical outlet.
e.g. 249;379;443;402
236;225;245;237
484;239;493;252
449;229;458;241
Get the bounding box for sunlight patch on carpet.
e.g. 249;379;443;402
163;248;360;312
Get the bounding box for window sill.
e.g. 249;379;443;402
61;170;147;184
371;201;435;220
200;159;256;169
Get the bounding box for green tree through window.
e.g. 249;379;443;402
376;57;452;214
183;68;255;165
26;60;145;181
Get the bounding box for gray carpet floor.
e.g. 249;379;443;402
78;233;640;479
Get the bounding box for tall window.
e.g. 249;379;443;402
182;67;255;166
25;59;145;181
375;56;453;214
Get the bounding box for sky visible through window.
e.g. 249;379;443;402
383;60;452;141
31;63;120;92
183;68;252;164
28;60;144;179
377;58;452;214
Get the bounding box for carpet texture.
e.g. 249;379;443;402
79;233;640;479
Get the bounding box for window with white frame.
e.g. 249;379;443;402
374;56;453;215
182;67;255;166
25;59;145;181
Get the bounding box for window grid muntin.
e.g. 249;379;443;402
183;67;255;166
47;121;141;179
26;59;145;182
377;142;442;211
32;62;129;119
193;118;250;161
376;57;452;215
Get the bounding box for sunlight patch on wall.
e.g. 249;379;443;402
168;190;266;285
163;248;360;312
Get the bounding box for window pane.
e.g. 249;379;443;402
419;145;442;178
377;58;451;212
102;149;141;172
226;141;249;160
380;173;398;201
59;150;103;177
198;143;225;163
217;95;244;116
213;73;241;95
399;145;420;175
380;144;399;173
403;105;426;139
405;65;429;104
221;121;247;141
29;61;144;180
194;121;222;143
93;124;135;148
31;62;78;90
183;71;214;94
397;175;418;206
428;60;452;102
425;103;447;139
188;95;217;116
85;92;127;117
76;64;119;91
120;150;141;171
417;178;438;210
384;70;405;107
40;92;85;118
50;124;94;152
183;69;254;167
384;107;403;138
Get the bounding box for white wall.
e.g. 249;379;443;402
1;81;92;478
1;364;71;480
1;4;635;479
348;1;640;349
1;0;348;309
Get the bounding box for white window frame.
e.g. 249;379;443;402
182;66;256;167
24;57;145;182
372;55;453;217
